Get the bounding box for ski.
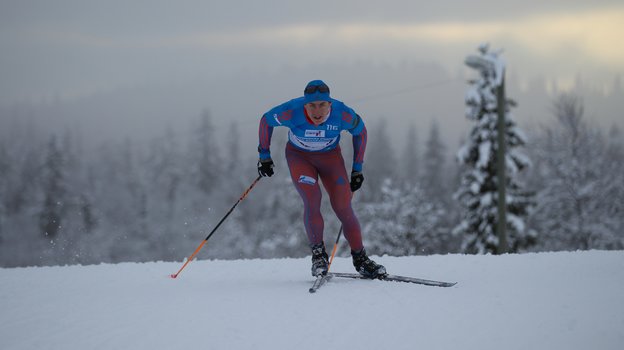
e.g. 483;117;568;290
308;274;333;293
328;272;457;288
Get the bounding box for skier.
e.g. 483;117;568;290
257;79;386;278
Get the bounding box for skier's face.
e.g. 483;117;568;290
304;101;331;125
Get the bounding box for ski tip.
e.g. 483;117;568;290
435;281;457;287
308;288;316;293
169;274;178;279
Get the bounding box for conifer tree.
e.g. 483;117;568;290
362;178;448;255
422;120;447;201
529;95;624;250
455;45;535;254
39;135;66;239
190;110;221;195
0;142;8;244
401;123;419;185
364;119;396;200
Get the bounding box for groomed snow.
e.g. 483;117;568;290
2;250;623;350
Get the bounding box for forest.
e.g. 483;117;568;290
0;90;622;268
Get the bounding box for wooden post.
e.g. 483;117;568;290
496;74;508;254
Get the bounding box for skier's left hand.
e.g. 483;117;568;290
350;171;364;192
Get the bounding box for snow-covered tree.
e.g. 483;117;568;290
607;124;623;165
87;139;151;263
0;122;44;267
142;126;185;260
54;129;97;264
528;94;624;250
362;178;450;255
455;44;535;254
252;176;308;258
38;135;66;239
225;121;242;176
401;122;419;185
363;119;397;200
422;119;448;201
0;142;9;243
189;110;221;196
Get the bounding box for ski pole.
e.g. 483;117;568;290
327;192;354;271
327;226;343;271
170;175;262;279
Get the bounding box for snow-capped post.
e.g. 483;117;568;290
495;72;507;254
456;43;535;254
464;43;508;254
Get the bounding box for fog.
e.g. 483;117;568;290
2;1;623;153
2;62;622;161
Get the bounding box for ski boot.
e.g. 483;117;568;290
311;243;329;277
352;248;387;279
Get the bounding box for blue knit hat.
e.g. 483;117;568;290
303;80;331;104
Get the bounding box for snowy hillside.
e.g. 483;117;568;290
2;251;623;350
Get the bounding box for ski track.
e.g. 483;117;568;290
1;251;623;350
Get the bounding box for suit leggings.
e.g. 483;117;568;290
285;143;363;252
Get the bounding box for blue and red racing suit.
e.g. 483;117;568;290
258;96;367;250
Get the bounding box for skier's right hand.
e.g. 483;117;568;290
257;158;274;177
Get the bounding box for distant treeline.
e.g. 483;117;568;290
0;93;622;267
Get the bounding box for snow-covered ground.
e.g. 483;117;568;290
2;250;623;350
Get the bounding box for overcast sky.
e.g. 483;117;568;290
1;0;623;105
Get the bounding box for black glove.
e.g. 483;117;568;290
258;159;274;177
350;171;364;192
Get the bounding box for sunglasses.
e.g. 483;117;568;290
304;84;330;94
